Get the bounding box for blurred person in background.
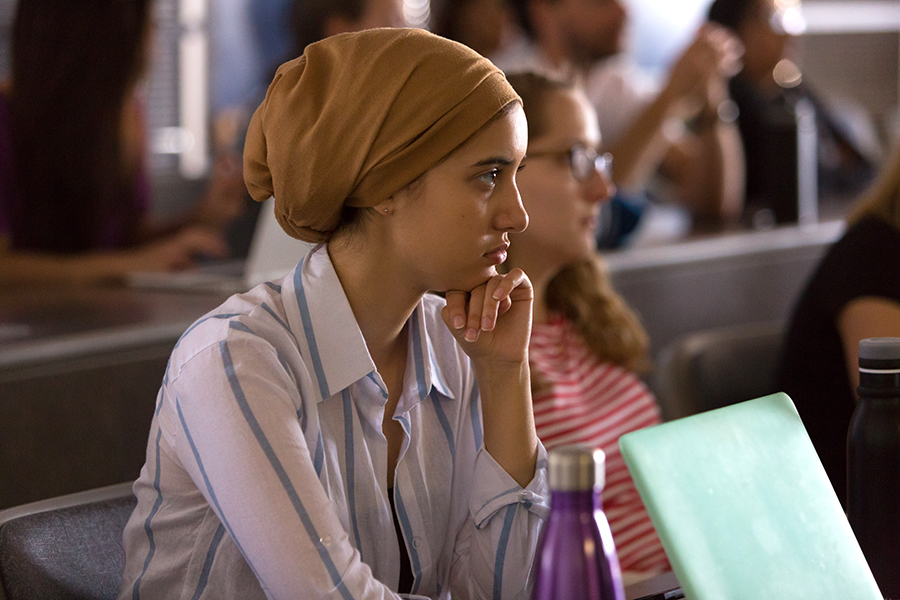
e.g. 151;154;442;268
496;0;746;245
291;0;407;57
0;0;248;287
708;0;879;226
432;0;519;59
777;140;900;507
505;71;670;582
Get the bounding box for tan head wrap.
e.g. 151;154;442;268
243;27;520;242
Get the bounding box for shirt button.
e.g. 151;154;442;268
411;537;423;550
519;490;533;502
319;535;334;546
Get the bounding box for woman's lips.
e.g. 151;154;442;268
484;242;510;265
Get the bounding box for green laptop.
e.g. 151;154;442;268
619;392;882;599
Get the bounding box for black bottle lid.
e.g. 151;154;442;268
858;338;900;397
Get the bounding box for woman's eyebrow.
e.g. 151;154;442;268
471;156;514;167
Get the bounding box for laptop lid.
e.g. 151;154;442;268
127;197;314;293
243;197;316;287
619;393;882;599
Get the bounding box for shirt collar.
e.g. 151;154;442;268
282;246;375;403
282;247;455;405
402;298;457;411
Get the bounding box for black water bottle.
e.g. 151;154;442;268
847;337;900;597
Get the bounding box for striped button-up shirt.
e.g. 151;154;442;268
119;246;549;600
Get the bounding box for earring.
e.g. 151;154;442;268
384;208;389;213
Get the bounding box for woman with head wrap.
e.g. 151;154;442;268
118;28;547;600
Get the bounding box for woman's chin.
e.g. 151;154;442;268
432;267;498;295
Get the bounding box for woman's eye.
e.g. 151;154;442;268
478;169;500;186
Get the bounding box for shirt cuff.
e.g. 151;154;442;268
469;441;549;528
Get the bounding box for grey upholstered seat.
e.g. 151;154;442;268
652;320;786;421
0;482;135;600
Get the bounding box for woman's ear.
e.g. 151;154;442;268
372;200;393;216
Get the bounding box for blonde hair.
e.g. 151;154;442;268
847;140;900;229
505;71;650;374
545;257;650;373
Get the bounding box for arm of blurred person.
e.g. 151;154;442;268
661;78;746;222
0;226;228;288
607;23;745;220
138;152;250;241
838;297;900;392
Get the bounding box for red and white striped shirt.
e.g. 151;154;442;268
530;317;670;576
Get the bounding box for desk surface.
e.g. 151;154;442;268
625;571;682;599
0;286;227;368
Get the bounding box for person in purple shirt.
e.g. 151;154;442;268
0;0;247;287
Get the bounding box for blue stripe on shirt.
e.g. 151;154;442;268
175;313;241;350
260;302;295;344
430;393;455;461
229;321;255;335
366;372;388;399
469;377;483;449
426;342;453;397
263;281;281;293
493;505;517;600
410;309;429;401
227;321;293;379
175;399;262;583
189;524;226;600
342;389;364;557
132;427;165;600
314;430;325;477
293;258;330;400
394;488;423;594
475;486;522;527
219;340;355;600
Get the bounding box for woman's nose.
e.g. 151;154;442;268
584;168;616;205
497;183;529;233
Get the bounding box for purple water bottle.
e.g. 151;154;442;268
531;445;624;600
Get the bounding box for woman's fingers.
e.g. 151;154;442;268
465;285;486;342
443;290;469;332
442;269;533;345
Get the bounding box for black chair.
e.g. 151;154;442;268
652;320;785;421
0;482;136;600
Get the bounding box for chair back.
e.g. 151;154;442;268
0;482;135;600
653;320;785;420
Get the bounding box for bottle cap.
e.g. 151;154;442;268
547;445;606;491
858;338;900;372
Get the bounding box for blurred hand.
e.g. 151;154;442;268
666;23;744;109
190;152;249;230
125;227;229;273
441;268;533;367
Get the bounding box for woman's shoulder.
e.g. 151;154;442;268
792;216;900;321
841;215;900;248
170;284;294;367
816;217;900;285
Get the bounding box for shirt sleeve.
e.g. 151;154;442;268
447;384;550;599
162;335;404;600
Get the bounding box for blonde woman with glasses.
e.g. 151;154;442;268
504;71;670;583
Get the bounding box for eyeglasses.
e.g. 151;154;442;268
527;145;613;182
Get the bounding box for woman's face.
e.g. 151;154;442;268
384;103;529;293
513;88;613;271
738;0;794;86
